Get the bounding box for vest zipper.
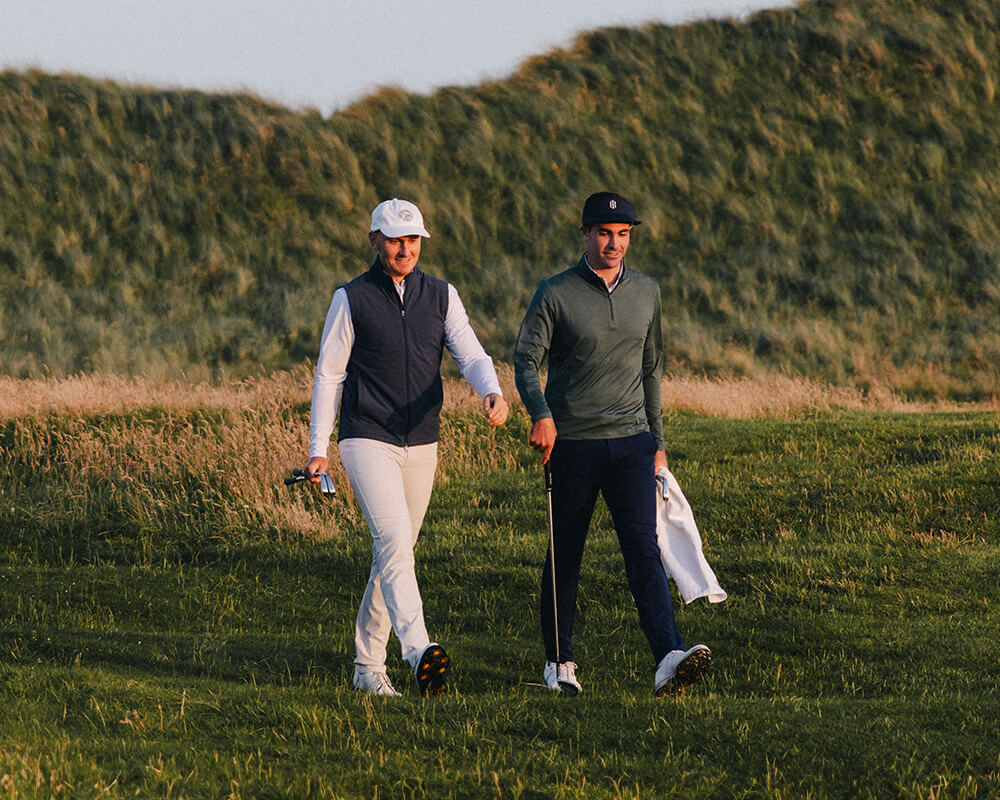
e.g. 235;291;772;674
400;303;410;446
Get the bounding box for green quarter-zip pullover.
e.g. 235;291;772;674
513;256;664;449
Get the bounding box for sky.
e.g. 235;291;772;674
2;1;792;117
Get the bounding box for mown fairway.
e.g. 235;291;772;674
1;378;997;798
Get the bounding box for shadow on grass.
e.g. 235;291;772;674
1;627;353;686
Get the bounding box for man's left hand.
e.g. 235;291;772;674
654;449;668;473
483;393;509;426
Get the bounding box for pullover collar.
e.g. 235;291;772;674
574;255;629;293
584;254;624;292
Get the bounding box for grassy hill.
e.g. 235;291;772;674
2;0;1000;398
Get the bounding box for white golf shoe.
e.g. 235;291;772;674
353;667;402;696
654;644;712;697
543;661;582;696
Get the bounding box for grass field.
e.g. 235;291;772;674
1;373;998;798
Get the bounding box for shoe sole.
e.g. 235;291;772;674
416;645;450;697
655;647;712;697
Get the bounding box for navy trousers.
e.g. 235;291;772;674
541;431;684;665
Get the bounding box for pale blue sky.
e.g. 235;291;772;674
2;1;792;116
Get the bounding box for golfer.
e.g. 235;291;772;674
513;191;711;697
306;198;509;696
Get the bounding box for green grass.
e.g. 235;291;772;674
2;401;998;797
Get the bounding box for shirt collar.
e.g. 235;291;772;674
584;254;624;292
371;257;408;298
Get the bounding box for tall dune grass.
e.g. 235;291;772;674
2;0;1000;397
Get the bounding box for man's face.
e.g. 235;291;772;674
370;231;422;280
582;222;631;271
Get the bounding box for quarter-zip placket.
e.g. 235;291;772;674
583;259;622;330
606;268;625;330
398;286;411;447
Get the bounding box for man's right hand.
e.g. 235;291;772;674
529;418;557;464
306;456;329;483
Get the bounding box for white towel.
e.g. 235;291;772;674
655;467;727;604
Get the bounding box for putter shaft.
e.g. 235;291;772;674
545;461;559;666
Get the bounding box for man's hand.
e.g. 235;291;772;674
483;393;509;426
654;449;668;473
306;456;329;484
529;417;557;464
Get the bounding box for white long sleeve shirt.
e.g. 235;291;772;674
309;279;502;458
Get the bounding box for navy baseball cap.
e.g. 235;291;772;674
581;192;642;226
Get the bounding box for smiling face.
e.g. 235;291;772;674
582;222;632;272
370;231;422;281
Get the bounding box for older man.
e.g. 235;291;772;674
513;191;711;697
307;198;509;696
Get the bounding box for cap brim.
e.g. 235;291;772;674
582;215;642;226
375;225;431;238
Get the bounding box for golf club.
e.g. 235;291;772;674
544;460;578;695
284;468;337;497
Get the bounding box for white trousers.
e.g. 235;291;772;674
339;438;438;671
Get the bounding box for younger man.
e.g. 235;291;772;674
513;192;711;696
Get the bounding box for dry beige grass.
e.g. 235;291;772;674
0;366;366;544
3;363;994;422
0;365;314;421
3;365;995;547
658;373;998;417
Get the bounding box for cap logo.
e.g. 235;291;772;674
609;200;617;209
399;209;413;221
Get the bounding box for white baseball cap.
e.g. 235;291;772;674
370;198;431;238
